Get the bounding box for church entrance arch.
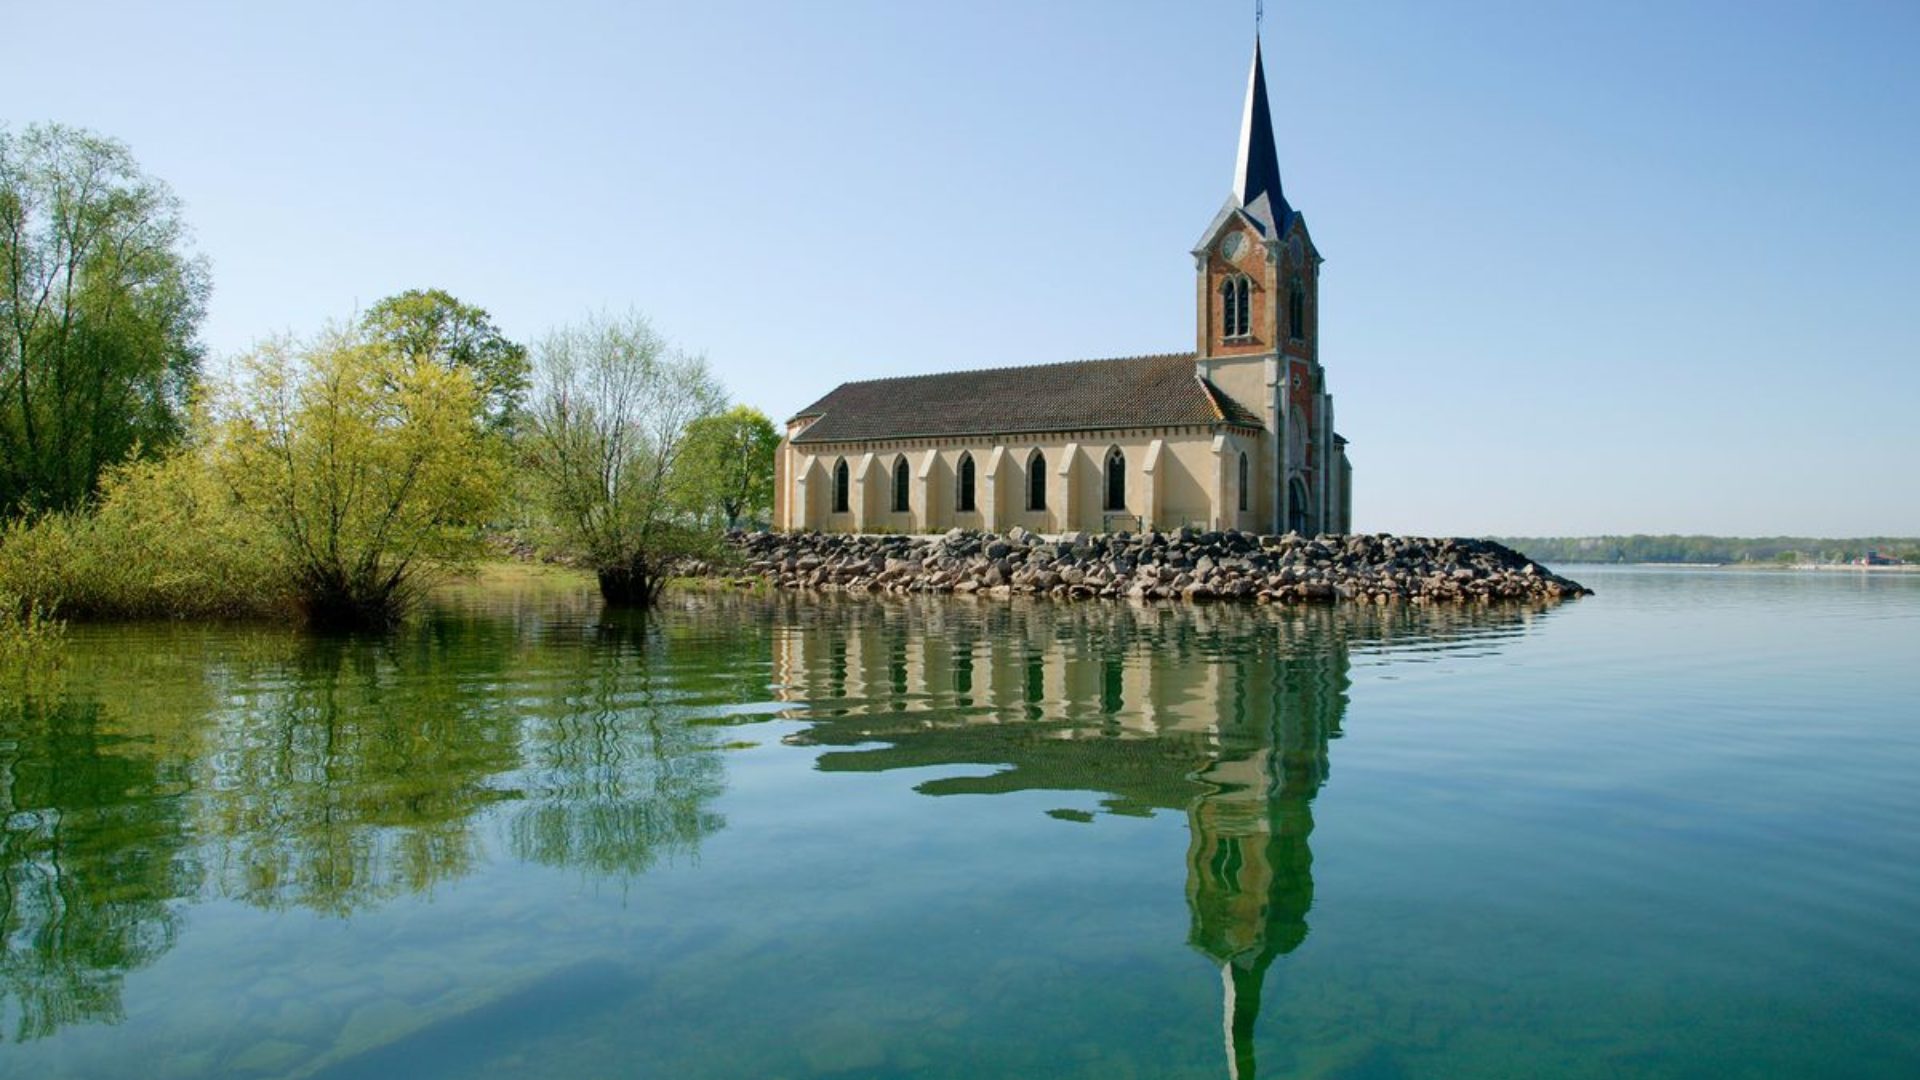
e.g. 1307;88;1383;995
1287;476;1311;535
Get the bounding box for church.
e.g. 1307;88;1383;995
775;39;1351;537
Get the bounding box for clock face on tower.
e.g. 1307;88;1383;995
1287;235;1304;267
1219;233;1244;260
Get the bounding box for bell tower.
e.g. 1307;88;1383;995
1192;35;1345;535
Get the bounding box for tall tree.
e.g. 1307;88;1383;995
0;124;209;515
361;289;527;435
524;312;725;607
680;405;779;529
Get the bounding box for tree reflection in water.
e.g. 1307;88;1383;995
203;630;523;915
509;607;729;875
776;596;1549;1078
0;595;750;1041
0;698;192;1042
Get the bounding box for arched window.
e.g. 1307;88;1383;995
1237;452;1249;513
892;456;910;513
1288;280;1306;341
956;452;977;513
1104;447;1126;512
1027;450;1047;511
1220;275;1252;339
832;458;850;514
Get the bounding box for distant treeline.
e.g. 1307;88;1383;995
1494;535;1920;566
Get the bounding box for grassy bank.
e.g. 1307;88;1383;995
435;559;596;595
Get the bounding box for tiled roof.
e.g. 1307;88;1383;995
789;353;1263;445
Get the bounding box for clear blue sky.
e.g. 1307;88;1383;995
10;1;1918;536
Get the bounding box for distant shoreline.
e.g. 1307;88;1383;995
1501;536;1919;570
1560;561;1918;573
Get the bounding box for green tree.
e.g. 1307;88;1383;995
680;405;778;529
218;327;504;628
524;312;725;607
0;124;209;515
360;288;527;435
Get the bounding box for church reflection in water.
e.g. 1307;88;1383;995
772;597;1546;1078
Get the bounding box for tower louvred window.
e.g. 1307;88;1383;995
1221;275;1251;338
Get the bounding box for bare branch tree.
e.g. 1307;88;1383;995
524;312;725;606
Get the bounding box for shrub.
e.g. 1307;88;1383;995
0;447;287;620
218;328;504;628
0;587;65;678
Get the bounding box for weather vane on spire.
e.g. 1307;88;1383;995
1256;0;1264;37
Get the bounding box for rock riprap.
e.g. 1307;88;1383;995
713;528;1589;604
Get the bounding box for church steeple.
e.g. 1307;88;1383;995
1230;39;1293;234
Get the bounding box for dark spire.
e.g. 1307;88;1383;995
1232;39;1292;230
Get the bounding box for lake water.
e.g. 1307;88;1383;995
2;566;1917;1078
